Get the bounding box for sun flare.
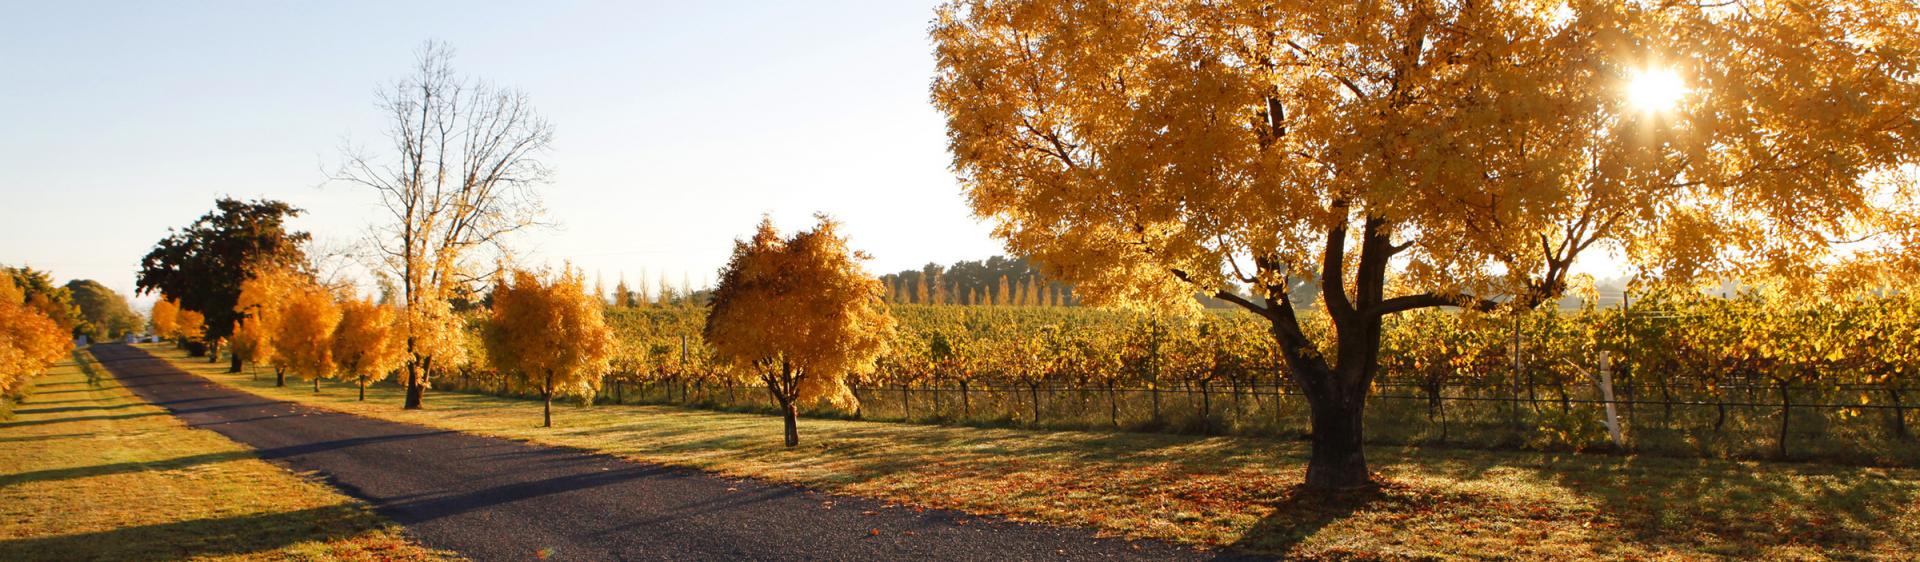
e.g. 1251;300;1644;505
1626;67;1687;113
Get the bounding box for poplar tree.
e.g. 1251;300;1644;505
330;41;552;410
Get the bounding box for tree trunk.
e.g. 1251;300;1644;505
901;383;911;421
960;380;971;418
208;339;221;363
543;371;555;428
1231;378;1244;423
1887;383;1909;441
1423;377;1442;420
1200;380;1213;431
1304;390;1370;490
1150;383;1162;423
782;400;800;447
765;367;802;447
229;353;242;374
403;359;426;410
313;377;319;393
1777;379;1791;459
1029;383;1041;424
1107;382;1118;427
1659;376;1674;428
275;366;285;387
359;380;366;401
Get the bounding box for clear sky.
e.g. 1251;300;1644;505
0;1;1002;306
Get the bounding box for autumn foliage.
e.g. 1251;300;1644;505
704;216;895;446
149;298;203;346
332;297;407;401
274;281;341;392
484;268;615;427
235;267;301;385
931;0;1920;489
0;275;72;398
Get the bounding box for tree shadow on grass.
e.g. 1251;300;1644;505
0;432;93;445
0;450;257;487
0;411;164;430
0;504;389;562
1540;454;1920;557
10;403;146;416
24;388;99;397
0;432;451;488
1225;484;1392;558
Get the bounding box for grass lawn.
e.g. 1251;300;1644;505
0;349;454;562
149;344;1919;560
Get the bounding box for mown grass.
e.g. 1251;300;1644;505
0;349;455;562
152;344;1920;560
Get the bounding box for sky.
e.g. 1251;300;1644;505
0;1;1003;307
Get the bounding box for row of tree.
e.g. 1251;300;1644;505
877;256;1077;307
0;266;143;343
220;263;615;428
0;270;75;400
471;287;1918;455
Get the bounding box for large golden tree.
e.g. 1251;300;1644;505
704;216;896;447
932;0;1919;489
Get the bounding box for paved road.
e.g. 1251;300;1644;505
92;344;1225;561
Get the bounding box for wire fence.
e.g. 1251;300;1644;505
434;365;1918;467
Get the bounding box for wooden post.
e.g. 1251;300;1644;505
1597;352;1623;448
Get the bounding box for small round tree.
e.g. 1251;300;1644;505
332;297;407;401
704;215;896;447
485;268;614;428
274;282;340;393
235;267;304;386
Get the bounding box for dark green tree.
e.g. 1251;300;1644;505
136;198;309;372
2;266;80;334
64;280;143;341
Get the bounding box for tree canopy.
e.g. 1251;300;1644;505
0;273;72;398
65;279;142;341
332;297;407;401
274;279;341;391
3;267;80;336
704;215;895;446
931;0;1920;489
484;267;614;427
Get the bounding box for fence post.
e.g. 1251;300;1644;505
1596;352;1623;448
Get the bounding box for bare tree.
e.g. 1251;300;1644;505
332;41;553;409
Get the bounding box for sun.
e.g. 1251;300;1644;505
1626;67;1687;113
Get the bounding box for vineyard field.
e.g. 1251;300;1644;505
431;296;1920;466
